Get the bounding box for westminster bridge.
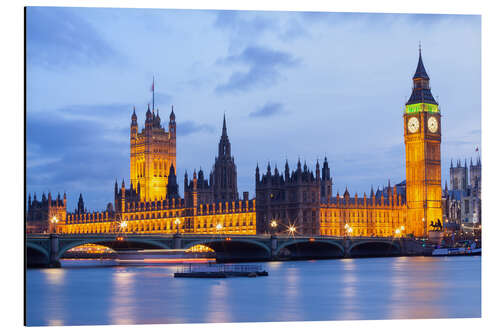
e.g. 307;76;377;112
26;233;427;267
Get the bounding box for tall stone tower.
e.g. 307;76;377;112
469;157;481;189
211;114;238;202
404;48;442;237
450;159;468;191
130;105;176;201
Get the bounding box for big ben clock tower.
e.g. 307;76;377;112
404;47;442;237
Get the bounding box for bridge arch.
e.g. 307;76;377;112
276;239;345;259
27;242;49;260
27;242;50;267
58;238;171;259
183;238;271;262
348;239;401;257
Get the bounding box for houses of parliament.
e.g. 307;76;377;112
28;50;457;238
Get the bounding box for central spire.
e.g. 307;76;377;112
218;114;231;158
222;113;228;138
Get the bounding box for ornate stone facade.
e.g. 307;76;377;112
28;51;446;238
55;114;256;235
442;158;481;225
26;192;67;233
130;105;176;201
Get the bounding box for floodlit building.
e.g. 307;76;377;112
28;50;449;238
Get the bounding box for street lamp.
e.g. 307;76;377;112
270;220;278;235
120;220;128;229
216;223;223;232
288;226;296;236
174;218;181;234
51;215;58;233
344;224;351;238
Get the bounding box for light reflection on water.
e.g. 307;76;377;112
341;259;360;320
26;256;481;326
110;269;136;325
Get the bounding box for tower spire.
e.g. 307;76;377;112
222;113;227;137
413;43;429;80
406;44;436;106
151;76;155;111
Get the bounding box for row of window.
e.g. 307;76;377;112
322;211;405;219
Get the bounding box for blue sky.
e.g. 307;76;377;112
26;7;481;211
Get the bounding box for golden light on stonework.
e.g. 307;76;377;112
400;226;405;231
186;244;214;253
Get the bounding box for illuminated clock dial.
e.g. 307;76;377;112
428;116;438;133
407;117;419;133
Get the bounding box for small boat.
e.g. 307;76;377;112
174;263;269;278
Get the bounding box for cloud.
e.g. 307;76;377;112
26;103;132;210
279;18;309;41
249;102;287;118
216;46;299;93
26;7;117;69
177;121;215;136
213;10;276;39
153;92;173;106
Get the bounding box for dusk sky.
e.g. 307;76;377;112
26;7;481;211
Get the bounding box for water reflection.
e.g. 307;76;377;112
39;269;67;325
389;256;444;319
206;281;231;323
26;257;481;326
280;265;302;321
110;268;136;325
43;268;66;286
340;258;360;320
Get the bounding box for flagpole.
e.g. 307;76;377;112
152;76;155;111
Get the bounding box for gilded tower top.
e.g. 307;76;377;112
405;46;439;113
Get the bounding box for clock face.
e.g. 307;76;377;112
407;117;419;133
428;116;438;133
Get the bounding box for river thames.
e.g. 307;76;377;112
26;256;481;326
